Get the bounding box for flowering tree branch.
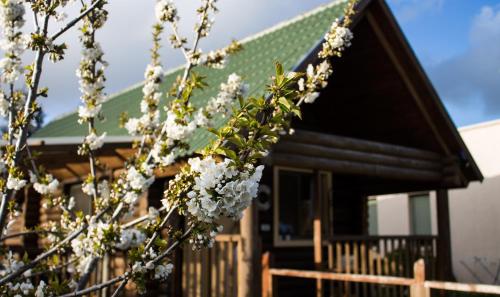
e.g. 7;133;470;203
0;0;358;296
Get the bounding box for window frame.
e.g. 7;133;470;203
273;166;331;247
408;191;432;236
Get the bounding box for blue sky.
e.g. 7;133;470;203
387;0;500;127
24;0;500;128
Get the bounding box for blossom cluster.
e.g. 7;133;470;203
115;228;146;250
76;40;106;122
200;41;242;69
148;73;247;168
125;64;163;136
299;19;353;104
0;252;46;297
319;20;354;58
132;259;174;281
200;73;248;121
155;0;177;23
185;156;264;223
71;221;119;272
30;173;60;196
0;0;27;84
189;225;223;250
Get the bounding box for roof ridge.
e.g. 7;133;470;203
238;0;346;44
43;0;346;126
459;118;500;132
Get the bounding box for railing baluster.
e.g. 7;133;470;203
353;241;360;297
336;241;342;297
360;242;368;297
345;241;351;297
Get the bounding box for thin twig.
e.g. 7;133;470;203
121;206;166;229
58;274;128;297
50;0;105;41
0;205;111;286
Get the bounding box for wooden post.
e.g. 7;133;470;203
411;259;430;297
238;203;256;297
436;189;454;281
314;171;323;297
262;252;272;297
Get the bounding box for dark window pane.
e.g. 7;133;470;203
278;170;314;241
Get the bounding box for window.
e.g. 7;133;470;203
409;193;431;235
68;183;91;215
274;167;329;246
368;198;378;235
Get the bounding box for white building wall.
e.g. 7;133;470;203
449;176;500;284
375;193;410;235
373;119;500;284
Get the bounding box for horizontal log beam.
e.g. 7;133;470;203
273;141;441;171
284;130;441;161
271;153;442;182
269;268;416;286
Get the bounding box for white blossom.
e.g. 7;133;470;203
85;132;106;150
78;104;102;119
82;181;95;196
204;73;248;120
125;117;140;136
35;281;45;297
186;156;264;222
154;263;174;280
0;92;8;116
303;92;320;104
126;166;154;192
115;228;146;250
155;0;177;22
0;0;27;84
6;176;26;190
33;174;59;195
67;196;76;210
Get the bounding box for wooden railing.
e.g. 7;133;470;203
328;235;437;278
324;235;437;296
182;234;241;297
263;256;500;297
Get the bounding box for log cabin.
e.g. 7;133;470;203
10;0;483;296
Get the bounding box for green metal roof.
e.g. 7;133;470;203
34;1;347;152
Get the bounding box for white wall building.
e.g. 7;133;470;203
371;119;500;284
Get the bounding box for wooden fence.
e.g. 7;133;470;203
106;234;241;297
325;235;437;296
328;235;437;279
183;234;241;297
263;255;500;297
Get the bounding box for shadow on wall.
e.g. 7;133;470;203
460;257;500;285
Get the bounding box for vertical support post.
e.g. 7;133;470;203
262;252;271;297
436;189;454;281
410;259;430;297
314;171;323;297
238;203;256;297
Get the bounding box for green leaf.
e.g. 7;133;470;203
275;62;284;76
278;97;290;109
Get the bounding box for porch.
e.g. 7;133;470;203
173;234;438;297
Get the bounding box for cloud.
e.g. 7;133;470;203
389;0;444;23
0;0;333;122
429;5;500;121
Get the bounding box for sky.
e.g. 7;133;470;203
10;0;500;128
